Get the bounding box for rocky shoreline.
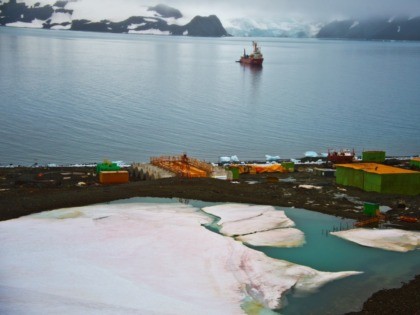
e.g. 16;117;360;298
0;165;419;313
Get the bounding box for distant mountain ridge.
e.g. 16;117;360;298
0;0;229;37
317;16;420;41
1;1;420;40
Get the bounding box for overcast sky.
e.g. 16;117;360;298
160;0;420;21
18;0;420;22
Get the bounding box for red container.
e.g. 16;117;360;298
99;171;129;184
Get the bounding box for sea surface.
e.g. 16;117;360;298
0;27;419;165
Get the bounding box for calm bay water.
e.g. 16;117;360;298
0;27;419;165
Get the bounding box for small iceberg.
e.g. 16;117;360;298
331;228;420;252
202;204;301;247
265;155;280;162
219;155;240;164
304;151;318;158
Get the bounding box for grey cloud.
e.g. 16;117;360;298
163;0;420;20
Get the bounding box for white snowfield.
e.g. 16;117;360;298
0;202;361;314
331;228;420;252
202;204;303;248
6;19;45;28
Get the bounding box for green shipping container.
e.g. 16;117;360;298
364;202;379;216
336;164;420;196
229;167;240;180
336;166;364;190
362;151;386;163
96;162;121;173
410;158;420;169
281;162;295;172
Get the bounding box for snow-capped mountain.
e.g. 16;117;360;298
224;18;322;38
2;1;420;40
317;16;420;40
0;0;229;36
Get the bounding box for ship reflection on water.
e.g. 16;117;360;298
240;63;263;97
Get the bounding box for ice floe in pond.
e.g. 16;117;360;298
331;228;420;252
203;204;295;234
202;204;274;225
221;209;295;237
202;204;298;247
237;228;305;247
0;201;362;314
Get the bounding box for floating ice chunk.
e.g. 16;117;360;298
304;151;318;157
331;228;420;252
220;210;295;236
202;203;273;225
231;155;240;162
237;228;305;247
0;202;361;314
219;156;231;163
265;155;280;162
203;204;296;243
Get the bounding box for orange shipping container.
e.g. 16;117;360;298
99;171;129;184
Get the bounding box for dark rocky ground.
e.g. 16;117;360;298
0;164;419;314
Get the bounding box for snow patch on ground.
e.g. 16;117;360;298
6;19;45;28
127;23;146;30
50;12;72;25
0;201;361;314
50;24;71;30
128;29;171;35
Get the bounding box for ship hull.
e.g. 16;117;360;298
328;155;354;164
239;57;263;66
327;149;355;164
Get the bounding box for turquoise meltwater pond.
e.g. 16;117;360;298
250;207;419;314
113;198;419;314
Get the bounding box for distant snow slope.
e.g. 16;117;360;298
224;17;322;38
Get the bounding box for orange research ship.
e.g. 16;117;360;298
239;41;264;66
